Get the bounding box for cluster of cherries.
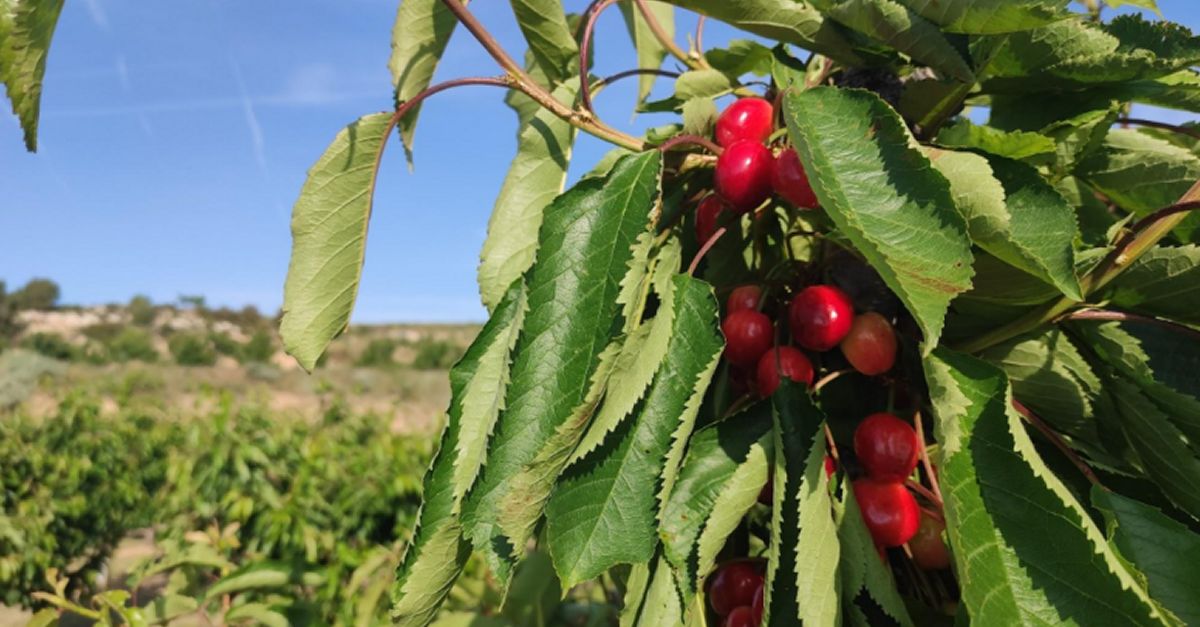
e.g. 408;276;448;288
708;560;765;627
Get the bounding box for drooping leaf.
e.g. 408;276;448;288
392;281;526;626
618;1;675;104
1093;487;1200;625
509;0;579;85
224;604;289;627
705;40;774;77
935;119;1057;162
924;348;1165;626
658;0;865;65
0;0;65;152
809;0;975;82
784;87;975;352
461;152;663;581
929;148;1082;299
478;79;579;312
674;69;736;101
763;385;839;626
281;112;394;371
546;274;722;589
389;0;467;163
896;0;1069;34
660;403;773;596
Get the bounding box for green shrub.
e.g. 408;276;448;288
168;333;216;366
241;329;274;363
356;338;397;368
21;332;76;361
107;328;158;362
208;331;241;359
10;278;60;310
0;349;65;409
127;295;156;326
410;338;461;370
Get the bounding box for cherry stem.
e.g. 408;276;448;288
912;409;943;505
905;479;943;509
393;76;512;124
438;0;645;152
1061;308;1200;343
1118;117;1200;140
918;506;945;523
592;68;680;90
813;368;851;393
657;133;724;155
1121;200;1200;247
687;226;727;275
633;0;705;70
579;0;621;116
1011;399;1105;489
695;15;707;55
823;423;841;465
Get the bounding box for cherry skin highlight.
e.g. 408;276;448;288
852;478;920;548
910;510;951;570
841;312;897;375
696;194;731;244
772;148;819;209
751;584;764;624
714;140;774;213
755;346;814;396
724;606;756;627
716;97;774;147
709;561;764;616
727;285;763;313
722;310;774;368
789;285;855;351
854;412;920;481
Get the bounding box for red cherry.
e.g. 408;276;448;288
722;310;773;368
755;346;814;396
709;562;764;616
824;455;836;478
841;312;897;375
727;285;762;313
724;606;756;627
716;97;774;147
788;285;854;352
751;584;764;624
910;510;951;570
715;140;774;213
696;194;731;244
772;148;819;209
852;479;920;548
854;413;920;481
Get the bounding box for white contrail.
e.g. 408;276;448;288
228;56;268;175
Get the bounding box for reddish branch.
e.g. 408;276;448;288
687;226;727;275
912;410;943;504
1061;309;1200;342
1011;399;1104;489
657;133;724;155
593;68;680;90
579;0;621;115
1119;117;1200;140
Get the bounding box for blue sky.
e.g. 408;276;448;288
1;1;1197;322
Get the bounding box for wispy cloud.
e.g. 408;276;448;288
82;0;109;31
228;56;267;175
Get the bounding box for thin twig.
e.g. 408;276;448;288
918;505;944;523
912;409;942;504
824;423;841;465
580;0;621;115
695;15;707;55
687;226;727;275
1123;200;1200;244
1061;309;1200;343
634;0;705;70
905;479;943;509
1119;117;1200;140
592;68;680;90
657;133;724;155
813;368;851;392
1011;399;1105;489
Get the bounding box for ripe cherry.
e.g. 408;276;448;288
840;312;897;375
772;148;819;209
709;561;764;616
825;455;836;478
724;606;756;627
854;413;920;481
789;285;855;352
726;285;762;313
910;509;951;570
696;194;731;244
751;584;764;624
722;310;773;368
755;346;814;396
716;97;774;147
852;478;919;548
714;140;774;213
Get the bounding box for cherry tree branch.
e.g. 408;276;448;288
657;133;723;155
1060;309;1200;343
1119;117;1200;140
912;409;942;504
580;0;621;115
687;226;727;275
592;68;680;90
633;0;706;70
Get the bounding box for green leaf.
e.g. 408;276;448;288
509;0;579;84
392;282;526;626
618;1;675;104
225;604;289;627
546;275;722;588
461;152;663;581
204;563;296;599
923;348;1164;626
680;98;717;138
705;40;775;77
0;0;64;152
674;69;735;101
280;113;394;371
810;0;975;82
763;385;839;626
25;609;57;627
936;119;1057;162
928;149;1082;299
835;489;914;626
1093;488;1200;625
660;403;773;596
389;0;466;163
659;0;865;65
897;0;1069;34
501;551;561;626
620;555;684;627
478;79;579;312
784;87;974;352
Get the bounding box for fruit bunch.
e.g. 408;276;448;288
701;98;952;624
